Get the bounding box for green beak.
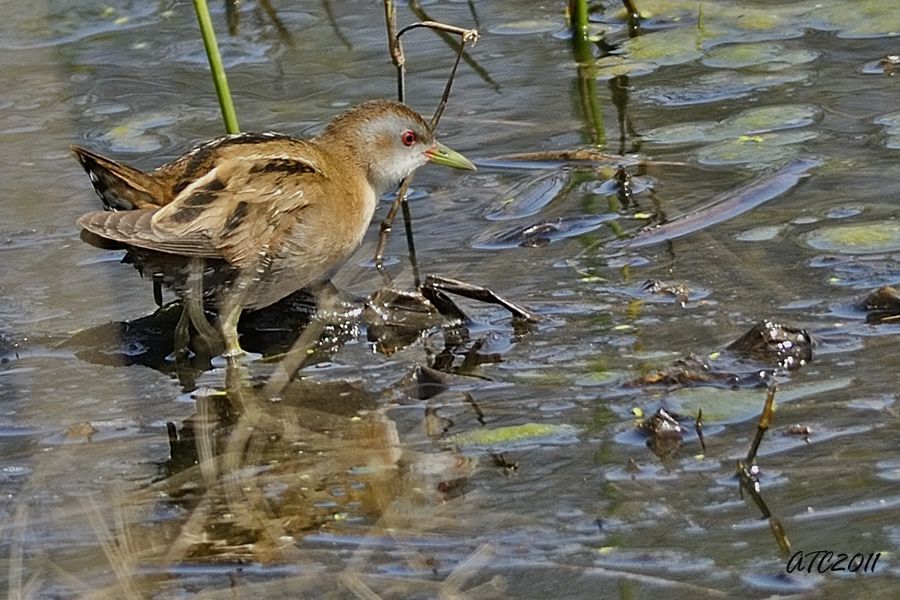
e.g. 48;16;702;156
425;141;477;171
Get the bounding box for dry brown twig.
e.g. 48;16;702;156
375;2;479;287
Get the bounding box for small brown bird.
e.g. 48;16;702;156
74;100;475;357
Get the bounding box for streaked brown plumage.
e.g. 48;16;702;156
74;99;475;356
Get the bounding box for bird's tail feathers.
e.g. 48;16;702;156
71;146;168;210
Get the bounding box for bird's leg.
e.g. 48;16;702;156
173;300;192;358
220;309;243;357
217;268;254;358
187;295;222;357
184;258;223;357
218;295;245;358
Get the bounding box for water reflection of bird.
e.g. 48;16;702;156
73;100;475;357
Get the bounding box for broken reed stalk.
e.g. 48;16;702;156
736;378;791;556
383;0;406;102
375;2;478;285
621;0;643;36
193;0;240;134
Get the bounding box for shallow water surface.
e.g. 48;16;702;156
1;1;899;598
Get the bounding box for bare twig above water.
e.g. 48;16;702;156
409;1;498;91
423;275;541;323
374;5;479;284
621;0;643;37
736;380;792;556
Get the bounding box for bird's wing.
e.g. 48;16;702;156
79;146;326;266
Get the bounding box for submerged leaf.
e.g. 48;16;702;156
670;377;852;424
472;214;617;249
640;70;809;106
725;105;820;134
482;171;569;221
488;20;560;36
616;158;821;248
620;27;705;66
101;112;177;152
644;104;819;145
805;0;900;39
448;423;577;449
702;43;819;70
803;223;900;255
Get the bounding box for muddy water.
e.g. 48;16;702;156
1;1;899;598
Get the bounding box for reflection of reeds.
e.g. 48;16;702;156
81;494;143;600
568;0;606;147
226;0;296;46
7;504;27;599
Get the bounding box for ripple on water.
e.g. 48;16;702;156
875;112;900;149
487;20;562;36
0;3;158;50
741;571;822;593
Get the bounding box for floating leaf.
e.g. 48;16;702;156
826;205;864;219
596;2;812;77
616;158;821;249
862;55;900;75
803;223;900;255
616;1;801;35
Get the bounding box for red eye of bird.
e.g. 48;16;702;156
401;130;416;147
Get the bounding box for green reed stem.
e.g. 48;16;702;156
193;0;240;133
570;0;589;41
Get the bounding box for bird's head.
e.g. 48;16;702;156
321;100;475;196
